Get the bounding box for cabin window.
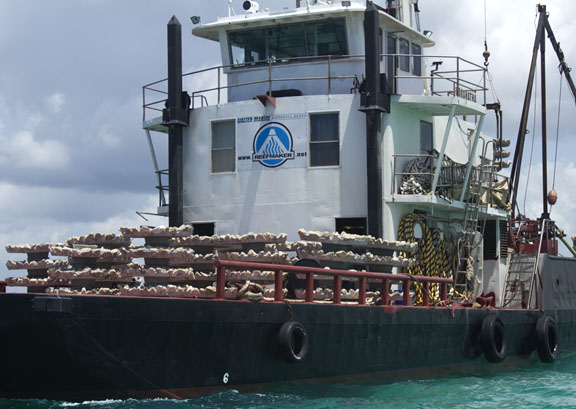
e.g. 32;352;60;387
420;121;433;154
309;112;339;167
211;120;236;173
399;38;410;72
228;18;348;66
412;43;422;76
386;34;397;90
379;28;383;62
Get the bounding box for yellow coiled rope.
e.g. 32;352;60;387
398;214;453;306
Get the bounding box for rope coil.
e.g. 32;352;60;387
397;214;453;305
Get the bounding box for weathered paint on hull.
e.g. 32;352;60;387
0;293;573;401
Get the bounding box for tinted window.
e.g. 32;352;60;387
420;121;433;154
399;38;410;72
211;120;235;173
229;18;348;66
412;43;422;76
310;113;339;167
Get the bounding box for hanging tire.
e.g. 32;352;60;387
278;321;308;363
481;315;507;363
536;315;559;363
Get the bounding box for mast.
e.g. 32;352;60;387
539;8;548;219
509;4;576;219
509;6;546;218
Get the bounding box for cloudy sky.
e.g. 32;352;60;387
1;0;575;279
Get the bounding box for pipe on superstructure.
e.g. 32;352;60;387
163;16;188;227
361;1;390;238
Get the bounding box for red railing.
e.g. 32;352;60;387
214;260;453;306
0;281;6;293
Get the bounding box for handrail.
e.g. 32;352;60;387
214;260;453;306
393;152;510;206
142;53;488;121
528;219;554;307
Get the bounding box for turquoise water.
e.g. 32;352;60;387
2;358;576;409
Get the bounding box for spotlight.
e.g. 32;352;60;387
243;1;260;13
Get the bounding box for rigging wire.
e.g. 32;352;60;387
549;71;563;216
523;63;539;216
487;70;500;103
552;73;563;190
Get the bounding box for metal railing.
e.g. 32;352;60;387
392;153;434;195
214;260;453;306
142;54;488;121
393;153;509;207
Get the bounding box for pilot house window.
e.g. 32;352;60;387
412;43;422;76
310;113;339;167
399;38;410;72
229;18;348;66
211;120;236;173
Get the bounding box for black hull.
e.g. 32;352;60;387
1;292;576;401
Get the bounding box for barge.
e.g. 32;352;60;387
1;0;576;401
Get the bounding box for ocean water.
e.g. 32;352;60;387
2;358;576;409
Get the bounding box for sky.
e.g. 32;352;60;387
1;0;575;280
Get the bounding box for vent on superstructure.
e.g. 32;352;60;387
193;222;215;236
500;220;509;258
478;220;498;259
335;218;367;235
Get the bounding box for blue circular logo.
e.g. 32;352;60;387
252;122;295;168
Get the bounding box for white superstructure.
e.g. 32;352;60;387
143;0;511;304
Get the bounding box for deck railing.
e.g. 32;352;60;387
393;153;509;206
214;260;453;306
142;54;487;121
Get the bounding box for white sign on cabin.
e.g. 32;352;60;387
236;113;308;171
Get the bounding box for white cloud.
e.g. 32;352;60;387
25;112;45;130
95;124;121;148
0;184;159;285
0;129;69;170
45;92;65;114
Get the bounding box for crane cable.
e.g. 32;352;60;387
483;0;490;68
482;2;501;106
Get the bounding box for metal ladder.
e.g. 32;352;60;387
502;253;537;308
503;219;553;308
454;167;488;296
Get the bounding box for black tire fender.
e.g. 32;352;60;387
481;315;507;363
278;321;308;363
536;315;559;363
